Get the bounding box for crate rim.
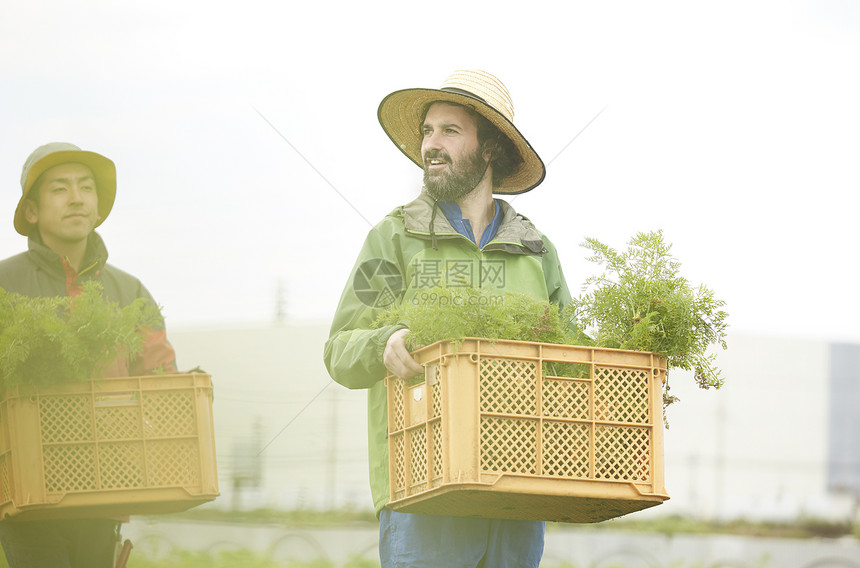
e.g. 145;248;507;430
0;372;212;400
407;338;667;374
411;336;666;356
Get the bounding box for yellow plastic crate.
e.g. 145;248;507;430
0;373;218;521
386;339;669;523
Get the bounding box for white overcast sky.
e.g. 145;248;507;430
1;0;858;343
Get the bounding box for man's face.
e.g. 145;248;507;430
24;162;99;249
421;102;488;202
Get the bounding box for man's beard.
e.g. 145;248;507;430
423;147;488;202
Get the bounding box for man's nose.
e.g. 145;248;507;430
422;131;443;151
68;185;85;203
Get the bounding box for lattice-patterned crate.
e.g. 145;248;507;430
386;339;669;523
0;373;218;521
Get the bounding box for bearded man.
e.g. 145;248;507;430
324;70;572;568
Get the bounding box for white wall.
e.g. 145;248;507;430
660;334;855;520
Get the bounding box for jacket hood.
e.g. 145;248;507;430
398;193;546;255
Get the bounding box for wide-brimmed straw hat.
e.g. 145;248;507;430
377;70;545;195
14;142;117;236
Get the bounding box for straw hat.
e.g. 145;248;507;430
377;70;545;195
14;142;117;236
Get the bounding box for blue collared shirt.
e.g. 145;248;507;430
438;200;502;248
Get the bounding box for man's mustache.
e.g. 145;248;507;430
423;150;451;165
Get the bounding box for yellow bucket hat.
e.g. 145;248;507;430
15;142;117;236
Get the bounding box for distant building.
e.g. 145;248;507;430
168;323;859;521
827;343;860;498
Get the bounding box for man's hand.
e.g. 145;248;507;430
384;328;424;379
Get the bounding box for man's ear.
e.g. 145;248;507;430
23;199;39;225
482;138;500;163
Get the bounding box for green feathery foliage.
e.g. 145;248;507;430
373;286;568;350
0;281;162;388
565;230;729;408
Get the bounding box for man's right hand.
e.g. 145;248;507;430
383;328;424;379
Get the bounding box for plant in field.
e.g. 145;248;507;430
565;230;728;408
373;286;568;350
124;548;380;568
0;281;162;388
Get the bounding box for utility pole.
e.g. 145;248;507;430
275;279;287;324
714;396;726;520
326;389;337;510
231;417;264;511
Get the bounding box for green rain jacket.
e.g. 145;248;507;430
323;193;572;514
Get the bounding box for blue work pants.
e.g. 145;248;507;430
379;509;544;568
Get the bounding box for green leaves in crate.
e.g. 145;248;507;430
566;230;728;393
0;281;161;388
373;286;570;350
